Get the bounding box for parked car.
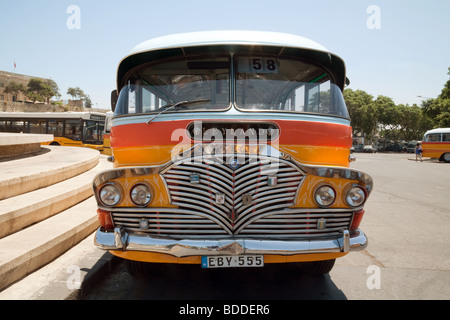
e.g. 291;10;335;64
363;145;377;153
385;143;404;152
406;141;417;153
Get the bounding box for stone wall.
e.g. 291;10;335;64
1;101;107;113
1;101;66;113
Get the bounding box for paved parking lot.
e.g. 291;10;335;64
334;152;450;299
84;153;450;300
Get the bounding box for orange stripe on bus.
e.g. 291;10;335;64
111;119;352;149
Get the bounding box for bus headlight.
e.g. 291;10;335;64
99;183;122;207
314;185;336;207
345;186;366;208
130;183;152;207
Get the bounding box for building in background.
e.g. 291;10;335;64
0;70;52;103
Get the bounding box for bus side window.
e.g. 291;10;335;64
443;134;450;142
48;120;64;137
305;81;332;115
427;133;441;142
11;121;26;133
29;120;47;134
142;86;158;113
65;120;81;141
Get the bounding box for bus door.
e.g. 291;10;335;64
48;119;64;137
64;119;82;141
82;120;104;145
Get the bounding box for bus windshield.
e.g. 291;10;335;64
114;52;349;118
114;54;230;116
235;55;349;117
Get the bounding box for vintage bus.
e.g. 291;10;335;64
102;111;114;156
93;31;373;276
422;128;450;162
0;111;106;152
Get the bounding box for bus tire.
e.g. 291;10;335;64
441;153;450;163
302;259;336;275
49;142;60;146
126;259;158;277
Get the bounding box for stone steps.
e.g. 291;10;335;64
0;145;111;292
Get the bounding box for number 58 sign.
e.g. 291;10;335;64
238;57;279;73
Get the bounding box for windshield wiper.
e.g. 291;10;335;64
146;99;211;125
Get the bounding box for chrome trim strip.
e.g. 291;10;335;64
94;227;367;257
112;110;351;127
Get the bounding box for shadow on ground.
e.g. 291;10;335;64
84;260;347;300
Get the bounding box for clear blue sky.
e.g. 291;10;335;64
1;0;449;109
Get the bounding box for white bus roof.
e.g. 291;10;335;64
128;30;330;56
117;30;347;91
0;112;106;119
424;128;450;135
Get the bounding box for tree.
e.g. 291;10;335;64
27;78;44;103
41;79;59;104
344;88;374;136
422;67;450;128
67;87;92;108
344;88;432;142
26;78;59;104
398;104;433;141
373;95;399;138
83;94;92;108
3;81;26;100
67;87;85;100
430;99;450;127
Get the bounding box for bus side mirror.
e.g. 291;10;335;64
111;90;118;112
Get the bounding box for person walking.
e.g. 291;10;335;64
415;143;423;162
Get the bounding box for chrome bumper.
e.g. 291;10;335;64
94;227;367;257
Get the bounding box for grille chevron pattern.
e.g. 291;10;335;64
110;155;354;239
164;155;303;230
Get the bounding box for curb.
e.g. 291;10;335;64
0;232;122;300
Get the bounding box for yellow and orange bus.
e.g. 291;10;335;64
0;111;106;152
422;128;450;162
93;31;373;276
102;111;114;156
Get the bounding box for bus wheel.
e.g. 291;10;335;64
442;153;450;163
301;259;336;275
49;142;60;146
125;259;160;277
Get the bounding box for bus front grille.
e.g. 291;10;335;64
110;155;353;240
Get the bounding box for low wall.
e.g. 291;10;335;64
1;101;66;113
1;101;108;113
0;133;53;159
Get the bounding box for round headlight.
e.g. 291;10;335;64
99;183;122;207
345;186;366;207
314;185;336;207
130;184;152;207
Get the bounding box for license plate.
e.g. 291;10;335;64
201;255;264;268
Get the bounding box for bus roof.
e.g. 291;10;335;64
424;128;450;135
0;112;106;119
128;30;330;56
117;30;347;91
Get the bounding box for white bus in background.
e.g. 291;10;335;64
0;111;106;152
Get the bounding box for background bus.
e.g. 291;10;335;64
102;111;113;156
422;127;450;162
0;112;106;152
